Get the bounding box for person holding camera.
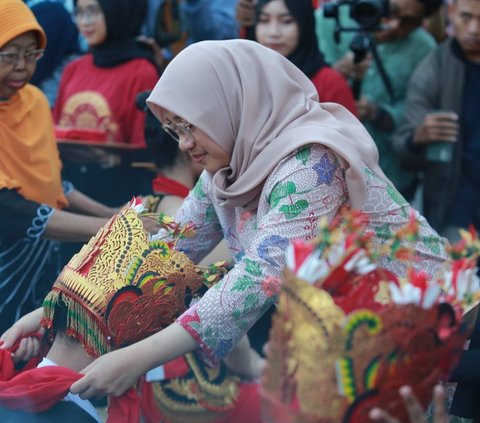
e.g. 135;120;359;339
315;0;442;201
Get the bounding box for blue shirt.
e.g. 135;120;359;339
181;0;239;43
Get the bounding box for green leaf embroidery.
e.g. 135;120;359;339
269;181;297;209
243;293;260;313
296;146;311;165
232;309;242;320
375;224;392;240
386;185;408;206
192;179;206;199
232;275;254;291
237;319;249;331
279;200;309;219
204;327;216;348
422;235;442;255
244;258;263;277
205;205;216;221
188;322;202;332
232;310;249;330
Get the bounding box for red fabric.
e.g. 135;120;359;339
139;379;164;423
151;176;190;198
0;347;17;382
0;347;140;422
163;356;190;379
0;334;42;381
53;54;158;147
311;67;359;117
215;382;263;423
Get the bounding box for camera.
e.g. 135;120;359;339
323;0;389;32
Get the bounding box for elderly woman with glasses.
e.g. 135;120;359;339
0;0;120;335
4;40;448;405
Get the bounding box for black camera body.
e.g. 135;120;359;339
323;0;389;32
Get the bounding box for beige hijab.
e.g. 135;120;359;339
147;39;387;211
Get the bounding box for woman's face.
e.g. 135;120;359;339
0;32;38;99
161;109;231;174
74;0;107;47
255;0;300;57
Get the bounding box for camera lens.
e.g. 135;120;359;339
350;0;389;30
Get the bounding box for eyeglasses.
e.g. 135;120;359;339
74;5;102;22
162;121;195;143
0;49;44;66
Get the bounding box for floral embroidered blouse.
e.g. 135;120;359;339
173;143;447;366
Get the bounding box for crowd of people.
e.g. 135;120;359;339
0;0;479;421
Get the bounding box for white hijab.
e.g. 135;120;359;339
147;39;387;210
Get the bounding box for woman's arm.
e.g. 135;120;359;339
171;173;225;263
42;209;109;242
65;188;117;217
0;188;107;242
0;187;110;243
177;146;348;366
70;322;197;398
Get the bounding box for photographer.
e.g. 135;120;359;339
315;0;442;201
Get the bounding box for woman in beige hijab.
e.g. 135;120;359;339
4;40;446;400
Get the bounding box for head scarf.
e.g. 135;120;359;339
255;0;326;77
147;39;386;211
73;0;154;67
0;0;46;49
30;2;79;86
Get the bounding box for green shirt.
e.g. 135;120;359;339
315;6;436;193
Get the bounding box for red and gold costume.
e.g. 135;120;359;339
262;209;480;423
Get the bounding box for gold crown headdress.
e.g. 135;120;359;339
41;198;224;358
262;209;480;423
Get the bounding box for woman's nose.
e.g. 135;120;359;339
178;135;194;151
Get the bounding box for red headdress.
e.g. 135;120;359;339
262;209;480;423
41;198;221;357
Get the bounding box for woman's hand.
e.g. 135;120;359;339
70;323;198;399
369;385;447;423
140;215;164;235
357;98;378;122
222;335;264;379
334;51;372;80
0;308;43;364
70;346;146;399
236;0;257;27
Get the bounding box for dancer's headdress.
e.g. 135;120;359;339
42;198;223;357
262;209;480;423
